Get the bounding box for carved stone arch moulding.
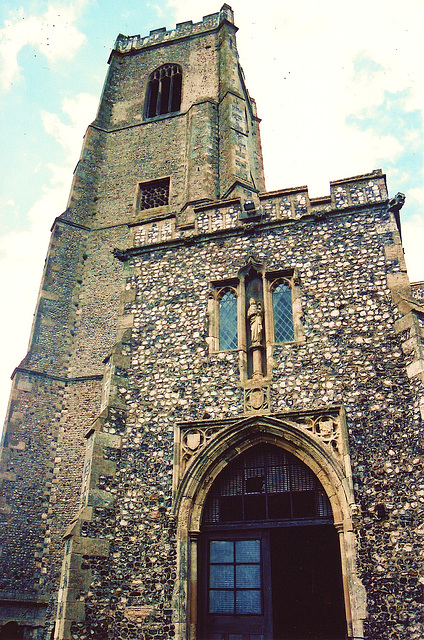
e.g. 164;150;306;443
171;407;366;640
173;406;352;503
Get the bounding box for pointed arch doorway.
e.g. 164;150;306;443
198;444;347;640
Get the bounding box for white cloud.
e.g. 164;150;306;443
167;0;424;192
146;3;165;19
168;0;424;280
41;92;99;157
0;1;88;90
402;213;424;282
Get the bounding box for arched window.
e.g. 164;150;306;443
203;444;332;526
145;64;182;118
218;289;238;351
209;266;303;379
272;279;294;342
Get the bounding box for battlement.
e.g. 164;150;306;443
260;169;388;219
113;4;234;55
129;170;389;249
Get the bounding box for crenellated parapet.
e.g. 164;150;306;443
127;169;389;251
113;4;235;56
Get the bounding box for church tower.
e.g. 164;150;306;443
1;5;422;640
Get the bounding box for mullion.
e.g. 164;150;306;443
155;76;162;116
168;72;174;113
209;540;262;615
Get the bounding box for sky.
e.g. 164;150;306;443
1;0;424;429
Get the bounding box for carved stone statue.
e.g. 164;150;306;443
247;298;263;345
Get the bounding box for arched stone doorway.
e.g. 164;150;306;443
198;443;346;639
172;414;366;640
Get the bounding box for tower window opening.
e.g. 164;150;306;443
137;177;170;211
145;64;182;118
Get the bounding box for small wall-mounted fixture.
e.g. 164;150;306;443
240;199;265;221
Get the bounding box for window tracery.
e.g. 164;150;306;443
203;444;332;526
145;64;182;119
208;261;302;381
136;177;170;211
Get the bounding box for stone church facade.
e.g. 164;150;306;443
0;5;423;640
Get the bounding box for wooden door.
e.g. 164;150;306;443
199;531;273;640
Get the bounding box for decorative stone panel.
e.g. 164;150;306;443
244;384;270;413
174;406;349;490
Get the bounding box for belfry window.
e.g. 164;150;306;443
145;64;182;118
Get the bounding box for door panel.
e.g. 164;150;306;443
270;525;347;639
200;532;273;640
200;525;347;640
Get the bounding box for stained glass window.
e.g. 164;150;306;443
219;291;238;350
211;270;299;357
273;282;294;342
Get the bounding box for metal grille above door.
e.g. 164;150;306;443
203;444;332;527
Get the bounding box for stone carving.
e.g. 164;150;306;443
180;425;224;476
388;192;405;213
289;414;341;459
177;410;343;485
244;386;270;412
247;298;263;345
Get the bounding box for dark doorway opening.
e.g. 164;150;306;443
199;445;348;640
270;525;347;640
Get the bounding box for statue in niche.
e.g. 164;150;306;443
247;297;263;346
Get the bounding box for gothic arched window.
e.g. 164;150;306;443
271;279;294;342
145;64;182;118
203;444;332;526
209;269;301;365
218;289;238;351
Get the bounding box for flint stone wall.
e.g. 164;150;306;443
70;201;423;640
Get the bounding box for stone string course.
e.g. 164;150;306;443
132;172;387;248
